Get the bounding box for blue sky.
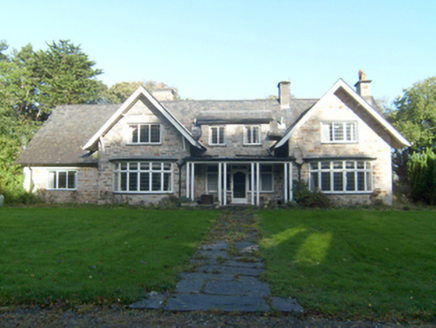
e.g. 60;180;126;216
2;0;435;103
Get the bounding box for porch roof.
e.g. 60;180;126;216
183;156;295;163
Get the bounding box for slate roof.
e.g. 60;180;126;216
16;98;318;166
16;104;119;165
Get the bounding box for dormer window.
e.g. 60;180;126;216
210;126;225;145
321;122;357;143
244;125;261;145
129;124;161;144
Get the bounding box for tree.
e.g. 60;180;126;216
0;40;106;201
389;76;436;194
105;80;180;103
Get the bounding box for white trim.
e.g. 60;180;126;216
209;126;226;146
273;79;411;149
83;85;204;151
223;163;227;206
243;125;262;145
256;162;260;205
284;163;288;202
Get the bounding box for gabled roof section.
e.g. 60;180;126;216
83;85;206;151
272;79;411;150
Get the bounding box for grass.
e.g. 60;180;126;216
0;207;218;305
256;209;436;322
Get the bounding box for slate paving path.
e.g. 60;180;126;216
131;208;303;313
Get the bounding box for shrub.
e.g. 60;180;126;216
408;149;436;205
292;179;331;208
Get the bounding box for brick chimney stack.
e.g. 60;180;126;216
278;81;291;110
354;70;372;102
152;88;175;101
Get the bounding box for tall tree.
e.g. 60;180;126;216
390;76;436;188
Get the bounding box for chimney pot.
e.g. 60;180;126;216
354;70;372;100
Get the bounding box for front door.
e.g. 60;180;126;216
232;171;247;203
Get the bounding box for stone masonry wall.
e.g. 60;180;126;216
24;166;98;203
289;91;393;205
97;97;190;205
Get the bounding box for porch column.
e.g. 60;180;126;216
186;162;190;199
223;163;227;206
289;162;293;201
190;162;195;202
256;162;260;206
284;162;289;203
251;162;255;205
218;162;222;206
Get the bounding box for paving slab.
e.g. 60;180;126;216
176;278;204;294
198;240;229;251
193;250;229;260
180;272;235;281
198;264;263;276
270;297;304;313
203;279;270;297
164;294;270;312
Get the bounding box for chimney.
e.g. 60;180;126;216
152;88;175;101
354;70;372;101
277;81;291;109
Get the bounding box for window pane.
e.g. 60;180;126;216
150;125;160;142
130;163;138;170
152;173;161;191
121;163;127;170
58;172;67;189
321;172;331;191
121;173;127;191
310;162;319;170
140;173;150;191
334;123;344;141
218;127;224;143
261;173;272;191
346;161;355;169
67;171;76;189
346;123;355;141
131;125;138;143
328;123;333;141
346;172;355;191
49;171;56;189
333;172;343;191
366;172;372;191
140;162;149;170
357;172;365;191
253;127;260;143
129;172;138;191
163;173;171;191
321;162;330;170
163;163;171;171
140;125;149;143
357;161;365;169
333;161;343;169
310;172;319;190
207;173;218;192
152;163;161;170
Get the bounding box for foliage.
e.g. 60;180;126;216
291;179;331;208
389;76;436;188
105;80;180;103
408;149;436;204
257;209;436;322
0;40;105;201
0;207;218;305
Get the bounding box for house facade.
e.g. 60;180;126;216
17;74;410;206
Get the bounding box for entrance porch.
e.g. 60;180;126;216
185;159;294;206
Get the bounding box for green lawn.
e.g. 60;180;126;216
0;207;218;305
257;209;436;322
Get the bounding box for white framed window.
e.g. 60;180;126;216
321;122;357;143
244;125;261;145
309;161;372;193
48;170;77;190
129;124;161;144
209;126;225;145
113;162;173;193
248;164;274;192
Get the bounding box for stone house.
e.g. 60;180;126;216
16;74;410;206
